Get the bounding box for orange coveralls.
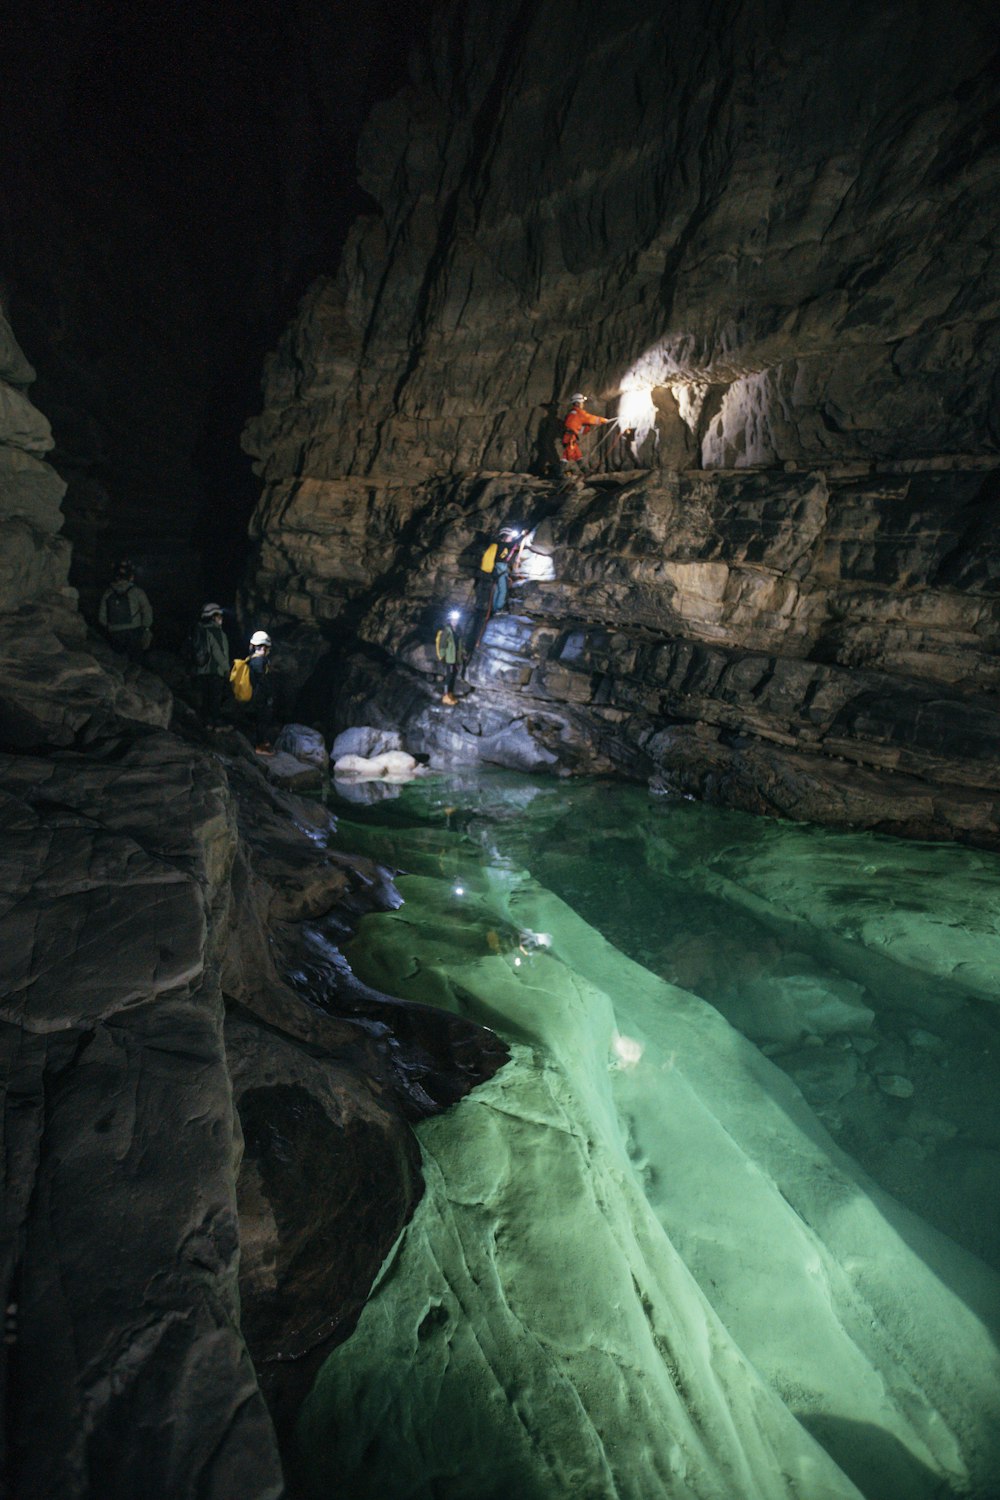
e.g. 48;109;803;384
561;404;608;463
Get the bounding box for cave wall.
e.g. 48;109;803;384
0;306;506;1495
242;0;1000;843
244;0;999;480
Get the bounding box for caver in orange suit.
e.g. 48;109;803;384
561;398;609;465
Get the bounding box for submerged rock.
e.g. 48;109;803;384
297;792;1000;1500
877;1073;916;1099
724;972;875;1046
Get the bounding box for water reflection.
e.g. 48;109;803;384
330;770;1000;1271
304;770;1000;1500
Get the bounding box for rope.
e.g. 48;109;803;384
588;417;620;472
472;575;498;654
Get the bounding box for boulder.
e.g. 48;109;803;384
262;748;325;791
272;721;329;773
333;749;420;781
331;725;404;761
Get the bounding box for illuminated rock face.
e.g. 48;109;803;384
244;0;998;479
243;0;999;842
244;462;1000;845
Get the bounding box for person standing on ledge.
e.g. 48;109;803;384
97;559;153;662
247;630;274;753
560;393;610;479
190;603;230;729
435;609;465;705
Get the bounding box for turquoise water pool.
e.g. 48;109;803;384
298;771;1000;1500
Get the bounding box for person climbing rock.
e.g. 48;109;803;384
485;528;523;612
190;603;230;729
561;393;609;478
247;629;274;753
470;526;526;655
435;609;465;705
97;559;153;662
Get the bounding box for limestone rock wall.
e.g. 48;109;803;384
0;312;507;1494
243;0;1000;844
247;462;1000;844
0;312;73;615
244;0;999;481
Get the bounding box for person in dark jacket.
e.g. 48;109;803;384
435;609;465;705
97;559;153;662
190;603;230;728
247;630;274;752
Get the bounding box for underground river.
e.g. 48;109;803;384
297;771;1000;1500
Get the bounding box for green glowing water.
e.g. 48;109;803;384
298;772;1000;1500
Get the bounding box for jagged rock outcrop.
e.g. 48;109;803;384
243;461;1000;844
0;313;73;612
242;0;1000;843
245;0;999;479
0;312;507;1496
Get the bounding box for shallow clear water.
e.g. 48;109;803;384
334;770;1000;1271
298;771;1000;1500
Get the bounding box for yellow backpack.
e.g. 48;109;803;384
229;657;252;702
480;542;498;573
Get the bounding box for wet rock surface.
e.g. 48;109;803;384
247;466;1000;845
0;311;508;1497
0;716;507;1497
295;773;1000;1500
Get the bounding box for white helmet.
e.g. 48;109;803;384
249;630;271;647
571;392;586;403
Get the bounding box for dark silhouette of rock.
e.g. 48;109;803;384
0;311;508;1494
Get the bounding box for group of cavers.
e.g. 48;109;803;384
98;559;277;753
98;394;624;726
435;392;627;704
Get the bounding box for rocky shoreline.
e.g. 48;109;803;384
0;309;506;1496
243;462;1000;848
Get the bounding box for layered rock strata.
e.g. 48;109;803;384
244;0;999;478
0;312;506;1496
244;462;1000;845
242;0;999;843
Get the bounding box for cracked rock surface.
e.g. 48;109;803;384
0;309;508;1496
241;0;999;844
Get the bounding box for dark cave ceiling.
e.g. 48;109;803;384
0;0;433;609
